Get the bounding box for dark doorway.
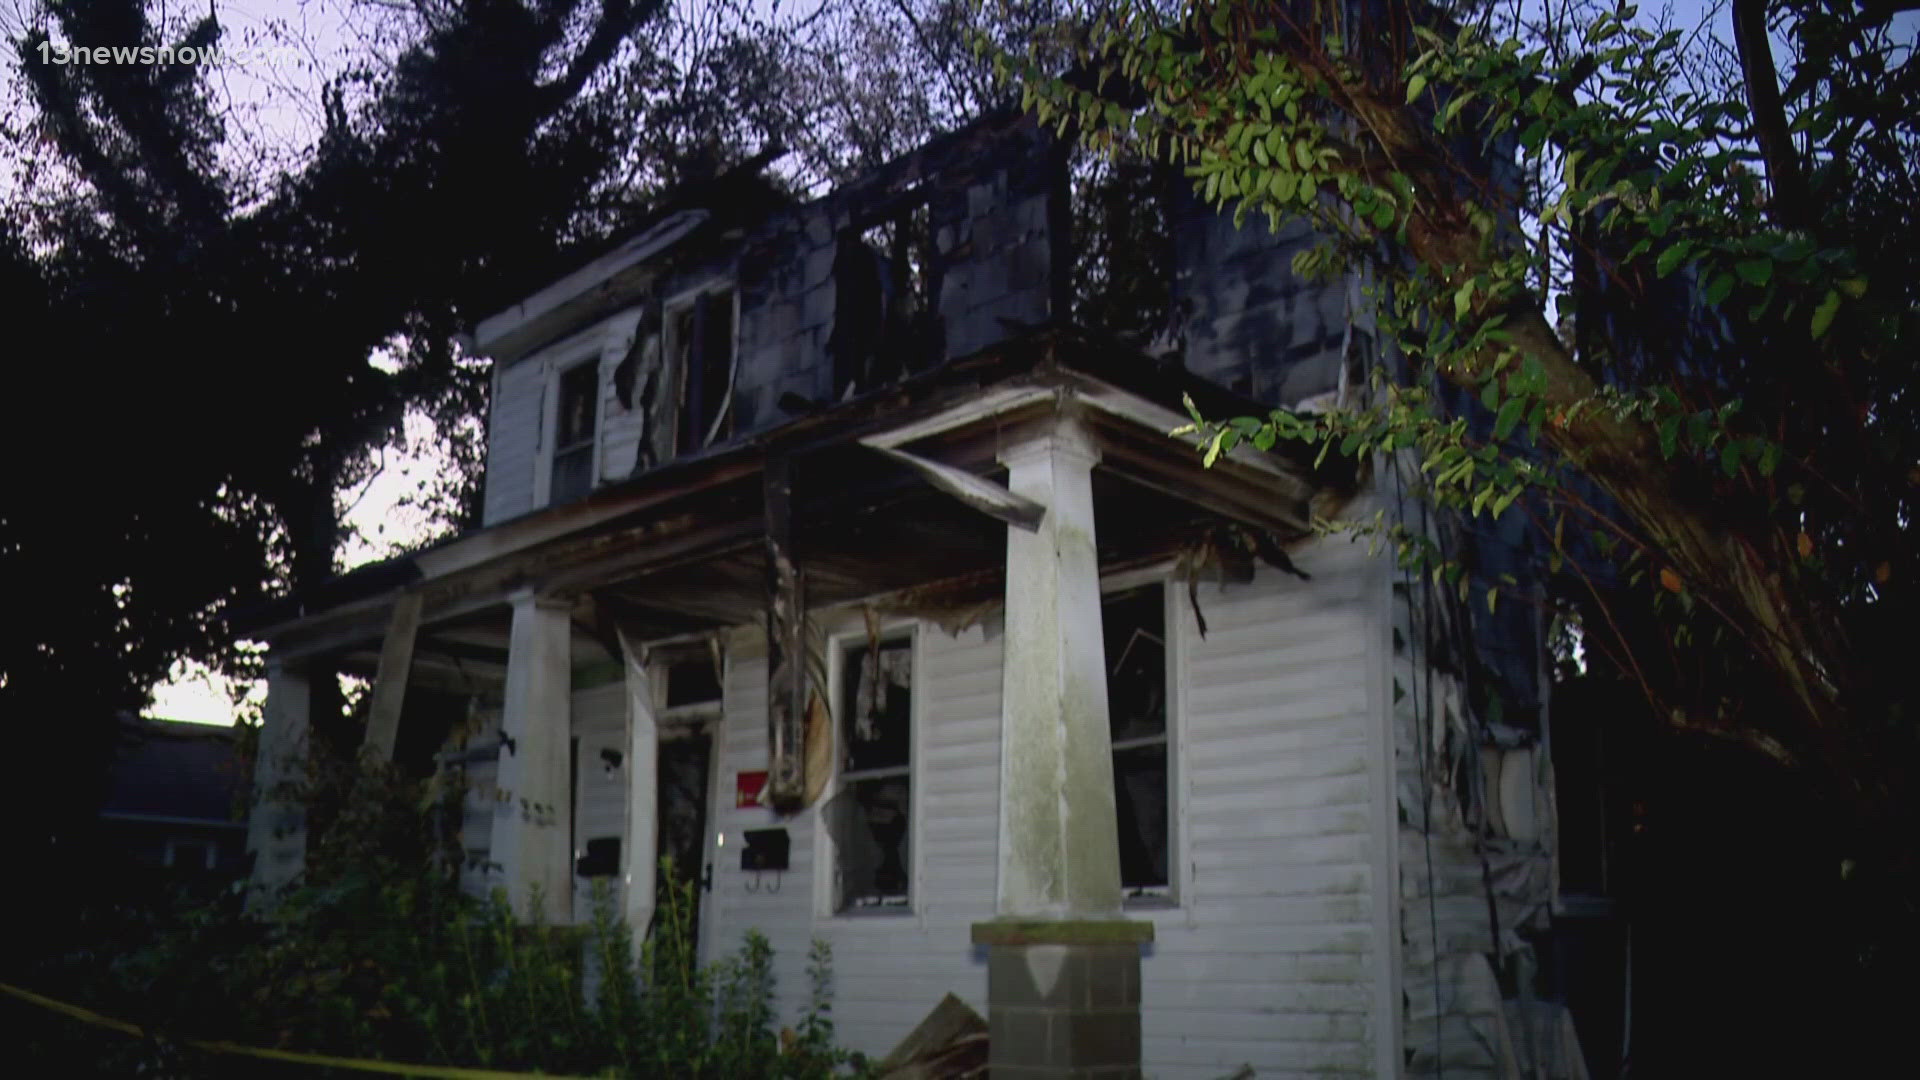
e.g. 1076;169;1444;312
656;730;712;944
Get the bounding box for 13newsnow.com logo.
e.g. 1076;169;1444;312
36;39;300;69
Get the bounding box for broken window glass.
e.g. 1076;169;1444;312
1104;583;1171;898
551;360;599;503
831;633;913;911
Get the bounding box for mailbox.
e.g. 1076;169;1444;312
740;828;789;872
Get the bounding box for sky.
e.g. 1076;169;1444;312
9;0;1911;723
0;1;389;723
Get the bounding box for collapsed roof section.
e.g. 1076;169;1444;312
244;109;1366;657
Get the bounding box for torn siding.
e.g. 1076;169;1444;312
1385;453;1588;1080
596;307;650;484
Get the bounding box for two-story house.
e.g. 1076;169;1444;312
243;111;1585;1079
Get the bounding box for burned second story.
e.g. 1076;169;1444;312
469;110;1373;526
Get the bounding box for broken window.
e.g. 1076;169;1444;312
664;653;723;710
828;632;914;912
551;359;599;503
829;201;943;399
1070;146;1178;351
1104;583;1171;900
668;288;736;454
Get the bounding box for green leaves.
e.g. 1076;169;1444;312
1406;74;1428;103
1810;289;1841;339
1704;272;1735;307
1494;396;1526;441
1656;241;1692;278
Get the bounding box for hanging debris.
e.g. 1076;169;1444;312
1173;520;1311;637
764;455;808;812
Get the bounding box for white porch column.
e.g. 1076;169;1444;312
494;589;575;923
246;659;311;905
617;628;659;937
995;414;1124;916
976;413;1150;1079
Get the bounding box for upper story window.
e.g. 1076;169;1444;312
667;287;736;454
550;359;599;504
829;202;943;400
1104;582;1173;902
826;630;915;913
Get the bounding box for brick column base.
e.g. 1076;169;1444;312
972;920;1155;1079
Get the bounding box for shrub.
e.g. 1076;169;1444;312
22;756;867;1079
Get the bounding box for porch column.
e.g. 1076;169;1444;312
973;414;1152;1080
246;658;311;906
617;628;659;937
494;589;574;923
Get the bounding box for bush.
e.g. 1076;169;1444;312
20;757;867;1079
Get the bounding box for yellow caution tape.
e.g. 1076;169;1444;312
2;981;589;1079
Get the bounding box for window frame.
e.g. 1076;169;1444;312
1100;567;1186;911
531;326;611;509
660;279;739;455
549;358;602;505
815;619;923;920
163;836;218;871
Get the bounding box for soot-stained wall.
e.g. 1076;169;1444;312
1171;185;1357;408
730;113;1064;434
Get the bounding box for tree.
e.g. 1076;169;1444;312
0;0;674;923
1016;0;1915;1062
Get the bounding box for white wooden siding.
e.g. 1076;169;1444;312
700;534;1398;1078
705;622;1001;1059
1145;537;1391;1079
485;309;647;524
482;358;544;525
572;680;627;922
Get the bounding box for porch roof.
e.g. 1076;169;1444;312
244;329;1357;675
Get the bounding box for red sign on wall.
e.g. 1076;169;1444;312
735;770;769;809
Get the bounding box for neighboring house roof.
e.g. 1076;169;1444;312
99;716;244;827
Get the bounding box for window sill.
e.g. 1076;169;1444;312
832;904;916;919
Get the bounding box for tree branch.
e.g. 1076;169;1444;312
1731;0;1811;231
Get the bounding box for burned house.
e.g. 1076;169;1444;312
244;112;1585;1078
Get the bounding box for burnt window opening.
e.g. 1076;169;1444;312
670;288;736;454
828;632;913;912
1070;147;1179;354
663;653;722;709
1105;583;1171;900
551;360;599;504
829;202;944;400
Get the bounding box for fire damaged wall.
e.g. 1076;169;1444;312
1171;186;1362;407
1384;455;1589;1080
730;112;1064;432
